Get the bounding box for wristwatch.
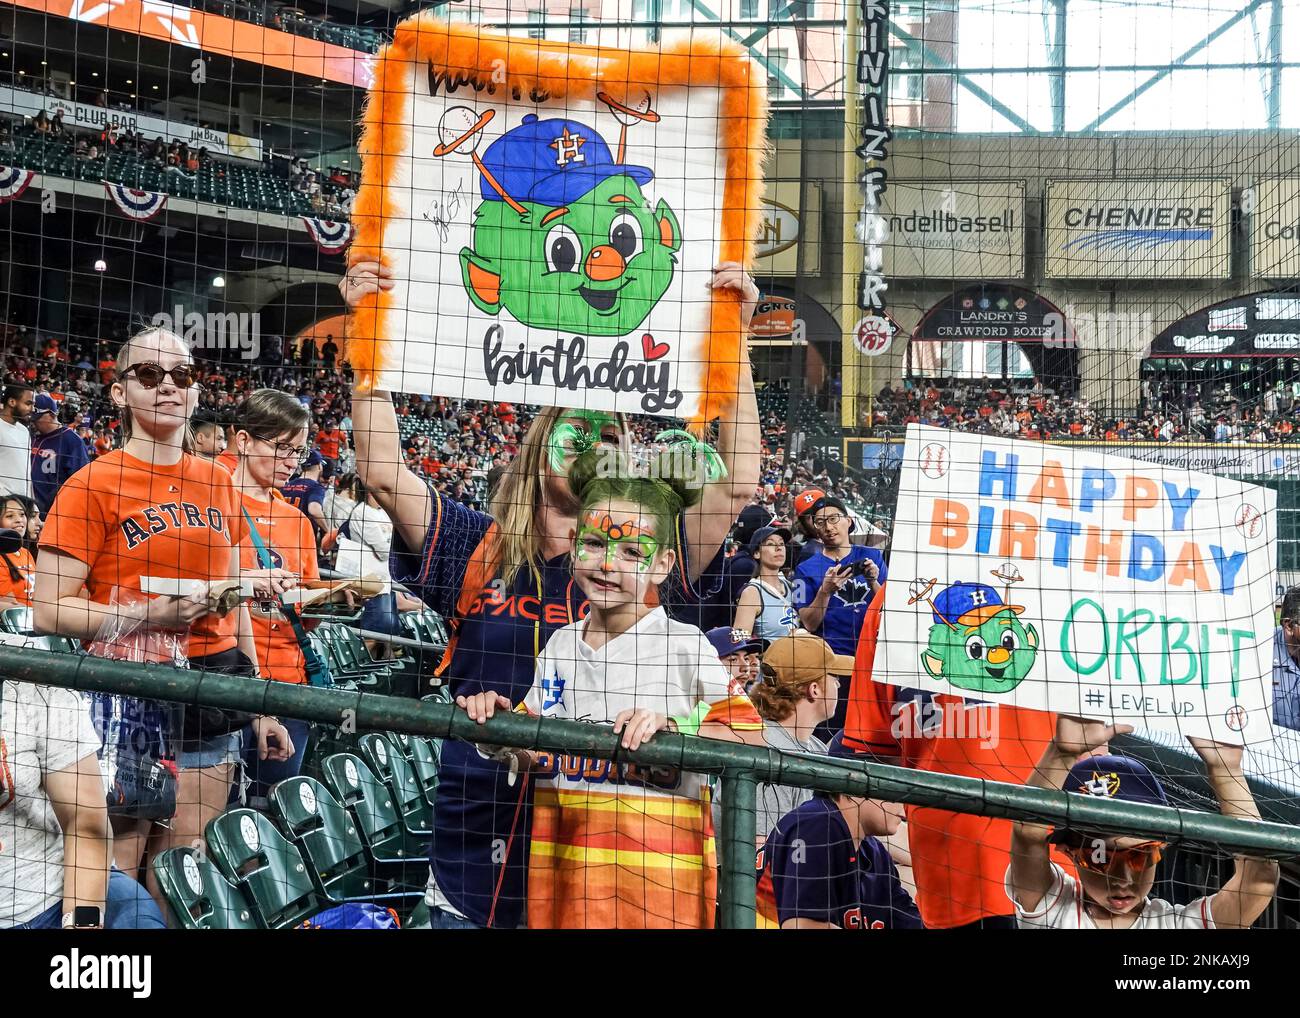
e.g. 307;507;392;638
62;905;102;929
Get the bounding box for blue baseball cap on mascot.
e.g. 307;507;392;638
478;114;654;207
931;581;1024;627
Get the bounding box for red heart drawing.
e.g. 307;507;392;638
642;333;670;361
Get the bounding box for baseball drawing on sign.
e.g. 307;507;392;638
435;92;682;338
908;571;1040;694
1235;502;1263;539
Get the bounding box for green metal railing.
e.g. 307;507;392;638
6;647;1299;927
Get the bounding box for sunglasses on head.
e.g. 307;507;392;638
1070;839;1164;876
118;362;200;389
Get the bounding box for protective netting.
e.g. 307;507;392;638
0;0;1295;934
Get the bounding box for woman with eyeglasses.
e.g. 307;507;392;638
230;389;321;801
33;327;294;902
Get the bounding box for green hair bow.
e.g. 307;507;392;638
547;409;616;473
653;428;728;483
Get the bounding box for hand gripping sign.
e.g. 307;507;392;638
878;424;1278;745
347;16;769;427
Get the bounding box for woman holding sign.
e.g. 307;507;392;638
342;258;761;929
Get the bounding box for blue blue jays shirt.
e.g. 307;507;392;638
279;477;326;515
758;796;921;929
31;426;90;516
792;545;887;655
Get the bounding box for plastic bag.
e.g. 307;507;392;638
296;904;401;930
86;589;186;821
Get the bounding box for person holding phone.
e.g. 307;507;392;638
792;497;885;736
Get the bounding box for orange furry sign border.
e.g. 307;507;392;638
347;17;768;426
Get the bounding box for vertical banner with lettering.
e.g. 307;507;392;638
854;0;892;342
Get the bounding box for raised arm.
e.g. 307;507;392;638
1008;717;1131;914
341;259;434;555
1191;738;1279;929
680;263;760;583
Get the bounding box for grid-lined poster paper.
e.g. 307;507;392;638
350;20;769;425
876;424;1277;745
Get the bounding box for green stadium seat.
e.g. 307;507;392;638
319;752;428;867
408;736;441;809
269;775;410;903
356;733;431;836
0;606;32;634
150;846;260;929
206;808;320;928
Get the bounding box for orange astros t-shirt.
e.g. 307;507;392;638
844;585;1063;929
239;492;320;684
214;449;238;476
0;548;36;605
40;450;246;657
315;429;344;460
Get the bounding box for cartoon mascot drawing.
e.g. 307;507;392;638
433;92;681;337
908;569;1040;694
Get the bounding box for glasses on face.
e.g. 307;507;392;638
118;362;201;389
813;513;846;529
253;435;309;463
1071;839;1164;877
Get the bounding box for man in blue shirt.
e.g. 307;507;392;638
30;394;89;516
279;450;328;538
793;496;886;655
793;496;886;736
1273;586;1300;732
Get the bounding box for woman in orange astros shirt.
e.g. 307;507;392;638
32;327;294;901
0;495;35;606
230;389;321;803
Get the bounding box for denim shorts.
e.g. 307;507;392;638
175;729;243;770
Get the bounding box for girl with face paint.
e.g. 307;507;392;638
342;259;762;930
459;446;764;928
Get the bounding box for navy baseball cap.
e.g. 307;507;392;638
931;581;1024;627
32;393;58;418
1061;754;1168;807
478;114;654;208
302;450;324;468
706;626;761;658
733;504;773;545
747;524;792;555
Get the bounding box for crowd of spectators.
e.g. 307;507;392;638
865;377;1300;444
268;154;357;218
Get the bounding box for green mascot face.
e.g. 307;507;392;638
921;610;1040;694
460;174;681;337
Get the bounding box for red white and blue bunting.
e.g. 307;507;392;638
105;183;168;221
301;217;353;255
0;166;37;204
